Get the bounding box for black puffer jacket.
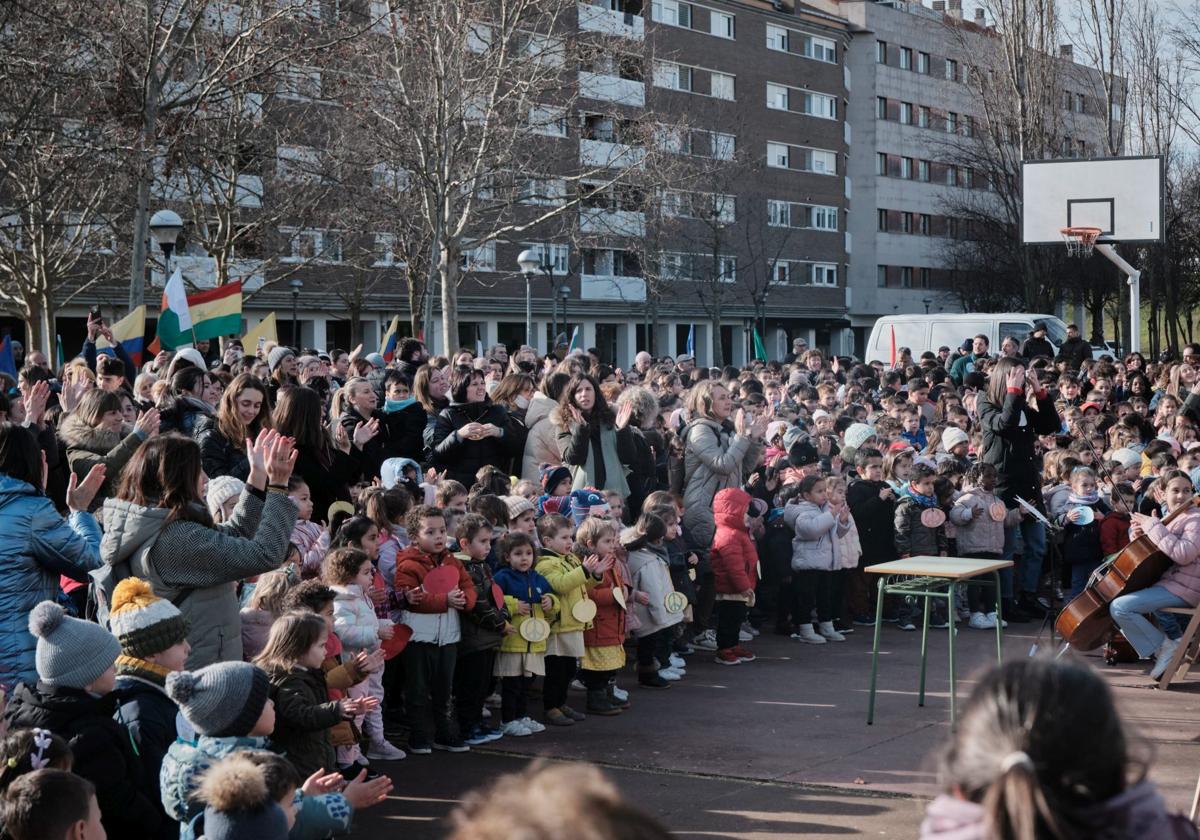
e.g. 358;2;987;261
114;674;179;840
4;681;163;837
430;401;516;488
977;388;1061;506
266;665;342;778
157;395;214;438
192;414;250;480
1056;336;1091;371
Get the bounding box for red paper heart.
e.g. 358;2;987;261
424;565;459;595
491;582;505;610
381;623;412;660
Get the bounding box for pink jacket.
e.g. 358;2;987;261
1146;508;1200;606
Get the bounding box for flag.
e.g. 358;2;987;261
380;315;400;362
187;281;242;342
155;267;194;350
475;338;483;358
889;324;897;368
686;324;694;358
243;313;278;351
55;335;65;370
752;327;767;362
96;305;146;367
568;325;580;353
0;334;15;379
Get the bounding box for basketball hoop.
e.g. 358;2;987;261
1060;226;1102;258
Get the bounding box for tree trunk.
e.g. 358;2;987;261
439;245;459;357
129;93;159;311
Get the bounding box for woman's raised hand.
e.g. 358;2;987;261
734;407;748;436
1005;366;1026;391
66;464;106;513
352;418;380;448
615;401;635;431
266;434;297;486
134;407;161;438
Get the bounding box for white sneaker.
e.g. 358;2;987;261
569;679;587;692
611;684;628;702
987;612;1008;628
501;720;532;737
738;629;754;642
968;612;996;630
365;740;407;761
520;716;546;733
668;653;686;668
657;668;682;681
1150;637;1182;680
818;621;846;642
741;621;760;637
790;625;827;644
692;629;718;651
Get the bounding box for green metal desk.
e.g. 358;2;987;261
865;556;1012;727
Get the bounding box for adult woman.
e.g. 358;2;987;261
615;385;663;519
521;372;570;482
490;373;536;473
100;431;298;668
59;389;160;510
414;363;450;452
976;357;1061;621
551;373;636;496
202;371;224;408
430;367;516;488
193;374;272;480
157;367;215;436
0;424;106;689
274;386;369;522
334;376;389;479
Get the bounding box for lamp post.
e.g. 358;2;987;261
149;209;184;280
922;296;932;314
758;287;770;351
289;278;303;348
517;249;540;351
558;283;571;351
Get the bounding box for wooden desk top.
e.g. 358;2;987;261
865;556;1014;579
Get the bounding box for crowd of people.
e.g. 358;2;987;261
0;316;1197;838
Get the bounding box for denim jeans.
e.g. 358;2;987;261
1110;585;1190;658
1002;517;1046;598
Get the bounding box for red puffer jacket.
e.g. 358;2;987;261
583;563;627;648
711;488;758;596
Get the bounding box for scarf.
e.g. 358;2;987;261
571;422;630;498
904;484;939;509
1067;491;1100;506
385;397;416;412
115;655;172;687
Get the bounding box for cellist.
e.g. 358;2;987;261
1110;470;1200;680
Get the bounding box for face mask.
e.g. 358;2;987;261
385;397;416;412
485;380;500;396
515;395;530;410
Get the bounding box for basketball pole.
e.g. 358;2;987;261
1094;243;1140;354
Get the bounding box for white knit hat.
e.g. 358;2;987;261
1110;448;1141;469
206;476;245;520
942;428;970;453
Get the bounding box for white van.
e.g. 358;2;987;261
864;313;1074;363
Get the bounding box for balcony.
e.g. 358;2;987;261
578;2;644;38
578;70;645;107
580;138;645;169
581;274;646;302
152;256;265;291
579;207;646;237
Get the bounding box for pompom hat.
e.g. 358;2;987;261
166;662;271;738
109;577;189;660
29;601;121;690
199;754;289;840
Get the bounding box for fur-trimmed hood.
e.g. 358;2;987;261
58;412;129;454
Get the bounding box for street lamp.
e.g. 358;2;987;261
758;287;770;349
517;249;540;351
289;278;304;348
149;209;184;276
922;296;933;314
558;283;571;351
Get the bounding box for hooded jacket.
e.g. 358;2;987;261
623;532;684;638
157;394;214;438
583;564;628;649
521;391;561;482
114;673;179;840
711;488;759;596
681;417;763;549
331;583;381;653
98;487;297;669
1147;508;1200;606
950;487;1021;556
784;499;848;572
5;682;162;838
0;474;101;690
393;545;476;645
430;400;516;488
894;492;949;558
58;413;146;510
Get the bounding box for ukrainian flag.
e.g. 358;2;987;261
97;305;146;367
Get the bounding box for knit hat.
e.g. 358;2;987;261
206;476;245;521
365;352;386;369
503;495;535;522
788;440;819;468
960;339;973;352
109;578;189;660
1111;448;1141;469
765;420;789;444
174;347;207;371
942;427;970;453
812;409;831;422
267;346;294;372
843;422;877;451
198;754;289;840
782;425;807;452
166;662;272;738
29;602;121;690
569;488;608;524
540;465;571;493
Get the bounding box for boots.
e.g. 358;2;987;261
607;684;630;710
586;688;622;715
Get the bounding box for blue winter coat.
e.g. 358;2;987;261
0;473;102;690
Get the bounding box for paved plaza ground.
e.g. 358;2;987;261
359;620;1200;838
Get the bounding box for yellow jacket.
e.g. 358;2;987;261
499;593;560;654
536;549;600;634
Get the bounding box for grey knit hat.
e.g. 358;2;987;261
267;346;294;372
166;662;272;738
29;602;121;690
843;422;877;452
502;495;535;521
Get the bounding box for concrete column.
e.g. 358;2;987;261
311;317;328;352
582;321;597;354
618;322;636;368
531;320;545;354
701;324;714;368
482;320;498;352
665;322;678;358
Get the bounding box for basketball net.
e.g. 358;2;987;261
1060;226;1102;258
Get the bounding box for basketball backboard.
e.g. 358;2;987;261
1021;156;1164;244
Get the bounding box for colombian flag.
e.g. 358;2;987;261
96;306;146;367
380;315;400;362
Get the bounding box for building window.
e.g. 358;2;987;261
877;208;888;231
710;10;734;39
768;199;790;227
876;152;887;175
529;105;568;137
920;267;932;288
805;35;836;63
945;58;958;81
810;205;838;231
766;23;788;51
710;71;735;100
918;51;930;73
946;166;958;186
809;148;837;174
652;0;692;28
524;242;569;274
766;83;789;111
920;214;931;235
768;142;789;169
710;132;735;160
901;212;913;234
899;47;912;70
900;102;913;125
811;263;838;286
918;159;930;181
1076;92;1086;113
773;261;791;284
900;157;913;179
877;96;888;119
877;265;887;287
946;111;958;133
900;266;913;288
918;105;930;127
460;241;497;272
877;40;887;63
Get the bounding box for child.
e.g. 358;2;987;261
894;464;949;628
950;463;1019;629
536;514;609;726
363;486;412;621
452;514;509;745
623;512;684;689
324;547;402;762
710;488;760;664
503;495;539;540
883;447;914;493
536;465;573;517
207;475;246;524
574;517;628;715
1101;482;1136;559
783;476;850;644
825;475;862;635
1112;469;1200;679
1057;466;1109;599
0;729;73;797
640;505;690;679
108;578;192;839
846;447;896;626
4;602;161;838
899;406;927;450
288;477;327;579
1;769;105;840
241;570;293;660
603;489;626;525
393;505;477;754
492;532;558;736
436;479;469;512
513;479;540;502
194;753;289;839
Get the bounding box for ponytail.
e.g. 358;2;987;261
980;756;1065;840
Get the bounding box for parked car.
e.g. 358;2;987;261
864;313;1084;363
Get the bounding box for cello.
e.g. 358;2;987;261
1056;495;1197;650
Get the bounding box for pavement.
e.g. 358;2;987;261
356;619;1200;838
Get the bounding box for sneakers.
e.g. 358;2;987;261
968;611;996;630
464;727;494;746
791;624;827;644
407;742;433;755
1151;637;1182;680
657;668;683;681
611;684;629;703
692;629;718;651
545;708;574;727
569;679;587;692
521;717;547;733
433;737;470;753
501;720;533;737
485;692;502;708
668;653;687;669
738;628;754;642
714;648;741;665
740;621;760;637
817;621;846;642
988;611;1008;628
638;672;671;688
853;614;877;626
929;615;951;630
731;645;756;662
365;739;407;761
897;620;917;632
560;705;586;722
